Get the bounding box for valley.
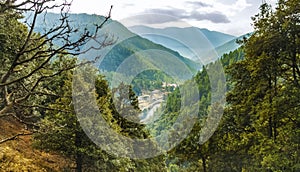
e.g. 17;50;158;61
138;82;177;123
1;1;299;171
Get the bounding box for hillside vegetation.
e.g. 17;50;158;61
0;0;299;171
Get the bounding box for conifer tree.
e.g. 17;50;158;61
225;1;300;170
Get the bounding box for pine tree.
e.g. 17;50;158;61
225;1;300;170
34;62;130;171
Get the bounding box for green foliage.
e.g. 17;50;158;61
0;9;61;124
223;0;300;171
0;2;169;171
34;59;167;171
111;82;149;139
34;62;116;171
3;0;300;171
146;48;244;171
131;69;174;95
99;35;200;74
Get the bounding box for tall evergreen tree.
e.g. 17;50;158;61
34;61;124;171
225;1;300;170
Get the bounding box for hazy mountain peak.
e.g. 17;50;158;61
128;25;238;62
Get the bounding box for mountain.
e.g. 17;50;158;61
128;25;236;63
204;33;251;61
29;13;201;80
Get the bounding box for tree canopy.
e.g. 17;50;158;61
1;0;300;171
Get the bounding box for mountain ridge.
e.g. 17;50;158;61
28;12;202;79
129;25;236;47
128;25;238;62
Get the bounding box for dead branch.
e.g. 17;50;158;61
0;132;33;144
0;113;13;118
0;0;115;145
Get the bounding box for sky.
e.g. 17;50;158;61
66;0;277;36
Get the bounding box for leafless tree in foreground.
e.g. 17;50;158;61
0;0;114;143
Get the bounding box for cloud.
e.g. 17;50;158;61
233;0;252;11
131;14;179;24
142;8;230;24
188;11;230;23
186;1;212;8
145;8;187;18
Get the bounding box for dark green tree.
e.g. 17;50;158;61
225;1;300;170
34;63;138;171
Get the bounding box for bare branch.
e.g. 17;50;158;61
0;132;33;144
95;5;113;33
17;104;71;113
0;113;13;118
0;105;13;116
0;1;114;134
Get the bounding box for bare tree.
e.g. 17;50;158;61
0;0;114;142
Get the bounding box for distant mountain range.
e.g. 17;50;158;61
205;33;251;60
129;25;247;63
29;13;201;80
27;12;248;79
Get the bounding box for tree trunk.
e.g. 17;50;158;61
202;156;207;172
268;77;273;139
273;76;277;142
75;131;83;172
76;152;83;172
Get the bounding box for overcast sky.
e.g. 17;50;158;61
67;0;277;36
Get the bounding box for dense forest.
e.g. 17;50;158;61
0;0;299;171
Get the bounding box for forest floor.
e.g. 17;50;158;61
0;116;72;171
